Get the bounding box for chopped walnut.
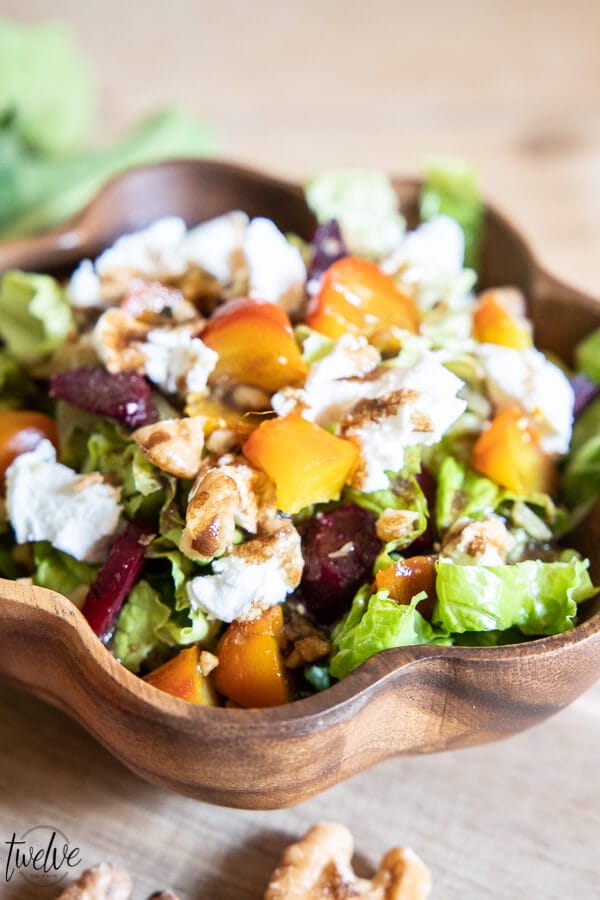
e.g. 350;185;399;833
180;457;275;560
56;863;132;899
199;650;219;677
265;823;432;900
284;635;332;669
133;417;206;479
93;308;150;374
376;509;420;543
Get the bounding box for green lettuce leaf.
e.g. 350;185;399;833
305;170;405;258
145;537;198;609
114;570;214;674
330;585;451;679
433;557;596;636
113;580;173;673
0;18;94;155
345;449;428;570
0;349;37;410
86;428;165;519
0;271;74;364
563;396;600;507
1;108;217;240
0;520;24;579
32;541;97;603
575;327;600;384
420;157;484;270
436;456;501;534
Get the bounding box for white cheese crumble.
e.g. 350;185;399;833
440;516;515;566
5;440;122;563
67;259;103;308
187;525;302;622
304;334;380;390
341;356;467;491
244;217;306;314
477;344;574;454
272;334;381;420
182;210;248;282
142;327;218;395
68;212;307;312
96;216;188;279
187;553;289;622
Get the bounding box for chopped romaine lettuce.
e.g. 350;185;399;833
563;396;600;507
305;170;405;258
113;580;173;673
420;157;484;270
0;271;74;364
32;541;97;604
0;521;24;579
330;585;451;679
433;557;596;636
436;457;501;534
345;450;429;569
145;537;198;609
114;568;215;674
575;327;600;385
0;350;37;410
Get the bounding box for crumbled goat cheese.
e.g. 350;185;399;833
5;440;122;563
339;355;467;491
244;217;306;314
96;216;188;279
272;334;380;420
67;259;103;308
142;327;218;395
181;211;248;282
440;516;515;566
187;524;303;622
305;334;380;390
381;215;464;281
477;344;574;454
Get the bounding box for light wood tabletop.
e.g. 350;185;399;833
1;1;600;897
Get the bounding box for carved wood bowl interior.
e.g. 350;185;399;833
0;160;599;810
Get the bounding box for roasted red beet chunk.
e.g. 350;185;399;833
50;367;157;429
307;219;348;287
82;521;154;639
299;504;381;625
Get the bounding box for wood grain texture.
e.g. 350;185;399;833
1;1;600;895
0;161;600;813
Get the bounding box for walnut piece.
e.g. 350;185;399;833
284;635;332;669
375;509;420;544
265;823;432;900
133;417;206;479
180;457;275;560
57;863;132;900
199;650;219;677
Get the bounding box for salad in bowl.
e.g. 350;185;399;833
1;161;598;711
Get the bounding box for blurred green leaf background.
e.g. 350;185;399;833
0;17;217;239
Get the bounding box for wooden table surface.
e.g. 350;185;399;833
2;1;600;897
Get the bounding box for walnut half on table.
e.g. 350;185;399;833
56;863;179;900
265;823;432;900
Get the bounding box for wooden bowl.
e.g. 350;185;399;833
0;160;599;810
